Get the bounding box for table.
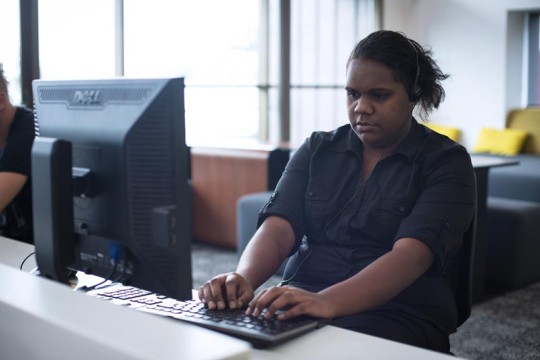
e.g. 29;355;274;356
0;265;251;359
470;155;519;303
0;236;464;360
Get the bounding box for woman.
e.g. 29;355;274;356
198;30;476;353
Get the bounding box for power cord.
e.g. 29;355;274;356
278;246;313;287
77;241;123;292
79;262;119;291
19;251;36;271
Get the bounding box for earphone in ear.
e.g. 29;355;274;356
407;38;421;102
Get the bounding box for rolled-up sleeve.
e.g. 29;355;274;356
258;139;313;251
394;146;476;273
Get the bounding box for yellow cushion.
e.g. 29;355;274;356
473;127;528;155
425;123;461;141
506;108;540;154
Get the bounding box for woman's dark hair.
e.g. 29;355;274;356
347;30;449;119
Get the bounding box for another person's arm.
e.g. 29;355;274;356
0;172;28;213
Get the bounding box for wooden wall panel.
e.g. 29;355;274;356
191;147;283;249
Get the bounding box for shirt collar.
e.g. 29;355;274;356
393;118;427;161
340;118;426;162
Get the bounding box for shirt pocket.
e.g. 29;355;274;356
375;197;415;240
304;186;331;240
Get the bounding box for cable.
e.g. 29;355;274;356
110;264;128;284
19;251;35;271
78;242;124;291
278;246;312;287
78;261;119;292
279;178;367;287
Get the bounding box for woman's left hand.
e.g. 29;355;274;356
246;285;335;320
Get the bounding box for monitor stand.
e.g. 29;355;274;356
31;137;74;284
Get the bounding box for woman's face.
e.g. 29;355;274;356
345;58;414;151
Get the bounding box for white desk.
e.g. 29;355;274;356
251;325;463;359
0;237;250;360
0;237;464;360
0;236;36;270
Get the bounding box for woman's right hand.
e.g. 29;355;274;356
197;272;255;310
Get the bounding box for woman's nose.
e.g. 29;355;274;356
354;96;371;114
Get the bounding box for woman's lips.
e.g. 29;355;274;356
355;122;376;132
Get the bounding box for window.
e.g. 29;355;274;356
37;0;260;146
123;0;261;146
29;1;378;147
0;0;22;105
526;12;540;106
287;0;378;146
38;0;117;79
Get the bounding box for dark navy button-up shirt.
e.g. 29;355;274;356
258;119;476;333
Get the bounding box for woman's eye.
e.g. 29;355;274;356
347;91;360;100
372;92;390;100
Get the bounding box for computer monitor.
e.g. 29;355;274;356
31;77;193;300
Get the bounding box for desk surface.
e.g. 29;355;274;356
0;237;463;360
0;237;251;360
0;236;36;270
470;154;520;169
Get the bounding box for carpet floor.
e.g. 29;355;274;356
450;282;540;360
191;242;540;360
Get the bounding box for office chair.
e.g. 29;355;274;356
454;204;477;328
236;191;288;275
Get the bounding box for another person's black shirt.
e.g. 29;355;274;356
0;106;35;243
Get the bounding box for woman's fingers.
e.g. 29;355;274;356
224;275;253;309
198;272;254;310
246;286;334;320
247;286;303;317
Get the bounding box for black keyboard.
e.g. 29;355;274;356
87;285;324;348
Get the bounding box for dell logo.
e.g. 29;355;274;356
72;90;102;106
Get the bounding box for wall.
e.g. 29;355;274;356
190;146;289;249
378;0;540;150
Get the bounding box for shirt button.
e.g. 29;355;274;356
308;191;314;196
399;206;405;212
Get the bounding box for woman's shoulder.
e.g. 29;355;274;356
417;123;466;154
305;124;351;146
419;131;473;175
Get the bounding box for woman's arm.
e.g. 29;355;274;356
198;215;296;310
237;216;296;289
318;236;433;317
247;236;433;319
